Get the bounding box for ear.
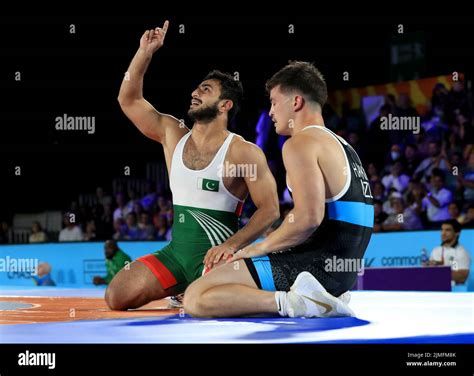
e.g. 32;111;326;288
293;95;304;111
220;99;234;113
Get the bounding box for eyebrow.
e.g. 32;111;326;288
200;83;212;90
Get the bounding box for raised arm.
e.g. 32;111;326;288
118;20;187;148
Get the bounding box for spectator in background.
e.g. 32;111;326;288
125;188;139;214
458;151;474;205
406;181;427;226
371;181;386;202
113;192;130;222
430;83;449;119
380;194;423;231
414;141;449;182
123;212;140;240
366;162;380;183
112;218;125;240
138;213;155;240
462;204;474;229
95;186;112;208
58;213;84;242
29;221;47;243
153;214;168;241
427;219;470;285
373;199;388;233
448;202;465;224
93;240;132;285
413;127;430;158
84;220;97;241
403;144;421;177
140;181;157;212
0;221;13;244
381;144;403;175
422;169;453;228
32;262;56;286
382;161;410;194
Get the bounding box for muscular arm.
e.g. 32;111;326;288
117;22;188;148
224;142;280;250
258;137;325;252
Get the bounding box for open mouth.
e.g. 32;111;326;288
191;99;202;106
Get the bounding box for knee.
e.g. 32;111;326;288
183;283;210;318
105;283;130;311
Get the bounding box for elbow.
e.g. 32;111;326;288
117;96;132;108
297;210;324;231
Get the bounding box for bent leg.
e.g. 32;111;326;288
105;259;183;311
183;259;278;318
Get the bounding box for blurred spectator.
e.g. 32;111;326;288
154;214;171;241
372;181;386;202
113;192;130;222
427;219;470;285
93;240;132;285
125;189;139;214
458;151;474;205
414;141;449;182
366;162;380;183
95;186;112;208
448;202;465;224
32;262;56;286
380;194;423;231
373;200;388;233
403;144;421;177
422;169;453;228
58;213;84;242
29;221;47;243
141;182;157;212
138;213;155;240
0;221;13;244
462;204;474;228
84;220;97;241
382;161;410;194
112;219;126;240
123;212;140;240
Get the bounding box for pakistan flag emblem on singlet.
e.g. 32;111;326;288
197;178;219;192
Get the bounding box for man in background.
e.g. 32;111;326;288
93;240;132;285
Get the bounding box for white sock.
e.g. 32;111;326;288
275;291;288;317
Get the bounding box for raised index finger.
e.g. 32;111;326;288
162;20;169;33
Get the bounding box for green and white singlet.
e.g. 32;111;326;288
138;131;244;290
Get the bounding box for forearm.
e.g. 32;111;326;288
259;209;317;252
224;208;278;250
452;270;469;284
428;195;441;207
118;48;154;103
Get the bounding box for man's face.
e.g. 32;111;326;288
104;245;115;259
448;203;459;218
441;224;457;244
405;146;415;159
431;175;444;190
188;79;225;123
269;86;294;136
428;142;439;157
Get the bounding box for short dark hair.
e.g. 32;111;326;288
203;70;243;121
265;61;328;108
431;168;445;181
442;219;462;233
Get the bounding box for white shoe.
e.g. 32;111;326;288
286;272;355;318
338;291;351;305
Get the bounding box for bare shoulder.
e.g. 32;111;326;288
228;134;266;163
